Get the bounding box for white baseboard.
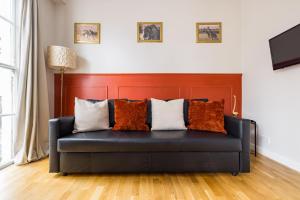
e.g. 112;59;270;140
0;161;13;170
251;143;300;173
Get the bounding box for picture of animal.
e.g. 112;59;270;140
196;22;222;43
201;27;219;40
74;23;100;44
82;29;98;39
138;22;163;42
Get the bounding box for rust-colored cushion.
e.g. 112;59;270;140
112;99;149;131
188;100;226;134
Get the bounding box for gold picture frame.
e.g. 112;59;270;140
137;22;163;43
196;22;222;43
74;23;100;44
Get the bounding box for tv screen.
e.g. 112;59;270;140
269;24;300;70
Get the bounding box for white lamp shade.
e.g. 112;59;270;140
47;45;76;70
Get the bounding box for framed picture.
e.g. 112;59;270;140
196;22;222;43
74;23;100;44
137;22;163;42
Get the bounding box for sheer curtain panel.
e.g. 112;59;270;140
14;0;50;165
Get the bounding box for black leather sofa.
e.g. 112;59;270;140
49;100;250;176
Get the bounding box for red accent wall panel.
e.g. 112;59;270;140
54;73;242;117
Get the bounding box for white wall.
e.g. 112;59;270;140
242;0;300;171
55;0;242;73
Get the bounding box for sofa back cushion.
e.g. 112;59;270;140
188;100;226;134
112;99;149;131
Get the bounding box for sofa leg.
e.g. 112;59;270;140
231;172;239;176
60;172;68;176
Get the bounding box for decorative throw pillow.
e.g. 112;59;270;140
183;98;208;125
74;98;110;133
112;99;149;131
151;98;187;130
188;100;226;134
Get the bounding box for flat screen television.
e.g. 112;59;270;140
269;24;300;70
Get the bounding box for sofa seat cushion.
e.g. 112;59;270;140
57;130;242;152
58;130;242;153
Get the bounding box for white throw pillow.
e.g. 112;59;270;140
73;98;109;133
151;98;187;130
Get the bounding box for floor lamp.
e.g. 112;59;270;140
47;46;77;117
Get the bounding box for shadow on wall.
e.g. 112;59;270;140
76;56;89;72
273;63;300;73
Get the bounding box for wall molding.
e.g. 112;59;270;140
54;73;242;117
51;0;66;5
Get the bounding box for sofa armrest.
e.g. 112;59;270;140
224;115;251;172
49;116;74;172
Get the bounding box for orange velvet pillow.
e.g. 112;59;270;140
112;99;149;131
188;100;226;134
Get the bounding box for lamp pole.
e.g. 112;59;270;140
60;67;65;117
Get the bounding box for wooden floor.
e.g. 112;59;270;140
0;155;300;200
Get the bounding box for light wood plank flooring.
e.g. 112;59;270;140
0;154;299;200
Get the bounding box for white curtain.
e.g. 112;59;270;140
13;0;50;165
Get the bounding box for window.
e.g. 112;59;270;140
0;0;16;168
